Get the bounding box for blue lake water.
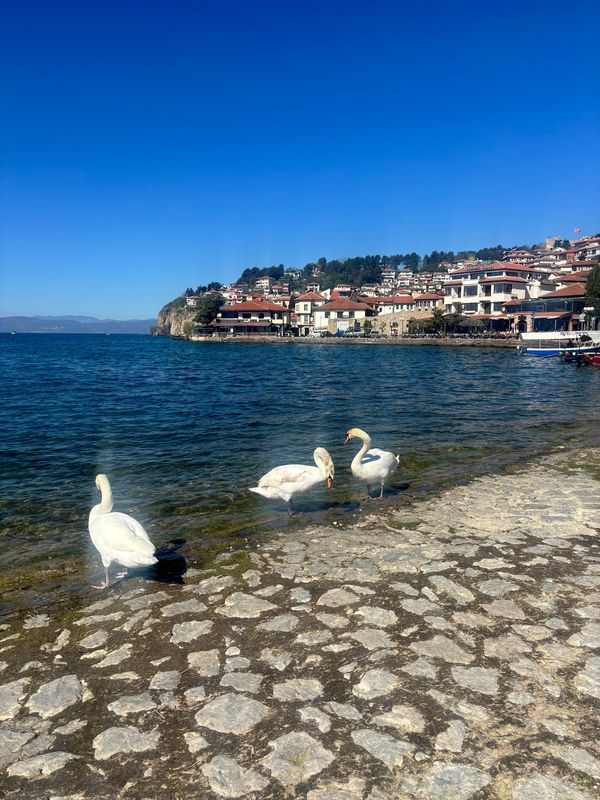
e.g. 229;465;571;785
1;334;599;606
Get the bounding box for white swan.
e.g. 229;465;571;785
249;447;335;515
344;427;399;499
88;474;157;588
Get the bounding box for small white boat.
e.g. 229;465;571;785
518;330;600;357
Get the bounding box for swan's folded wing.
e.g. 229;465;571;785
257;464;314;488
91;512;156;557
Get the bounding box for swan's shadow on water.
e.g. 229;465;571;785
123;539;188;585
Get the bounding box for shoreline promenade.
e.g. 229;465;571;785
1;447;599;798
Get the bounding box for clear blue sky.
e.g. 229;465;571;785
1;0;599;319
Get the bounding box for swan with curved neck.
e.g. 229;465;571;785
249;447;335;515
88;474;157;588
343;427;398;499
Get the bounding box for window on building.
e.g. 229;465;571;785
324;311;330;318
464;286;477;296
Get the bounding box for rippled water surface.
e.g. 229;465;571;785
1;334;599;601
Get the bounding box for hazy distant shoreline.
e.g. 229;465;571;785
0;315;155;335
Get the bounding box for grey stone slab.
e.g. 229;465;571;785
429;576;474;605
316;613;350;629
417;762;490;799
93;725;160;759
351;729;413;770
549;744;600;780
7;751;78;779
0;678;30;721
372;704;425;733
256;614;299;632
567;622;600;648
220;672;263;693
149;670;180;690
325;701;362;720
295;629;333;645
451;666;498;696
260;648;293;671
160;599;207;617
195;693;270;734
345;628;395;651
355;606;398;627
410;635;474;664
352;669;399;700
217;592;276;618
400;658;437;679
574;656;600;699
201;756;269;798
316;588;360;608
107;693;157;716
170;620;213;644
261;731;334;787
401;598;439;616
434;719;465;752
26;675;87;719
93;643;132;668
184;731;209;753
188;649;220;676
481;599;526;620
78;630;108;650
512;774;590;800
300;706;331;733
273;678;323;702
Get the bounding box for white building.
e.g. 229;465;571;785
313;298;374;334
293;291;326;335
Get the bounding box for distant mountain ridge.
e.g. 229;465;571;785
0;315;155;334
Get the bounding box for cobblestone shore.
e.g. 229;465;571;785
1;448;599;799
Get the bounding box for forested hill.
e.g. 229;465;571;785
236;245;512;291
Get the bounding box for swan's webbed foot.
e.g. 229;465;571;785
366;484;371;499
92;568;110;590
378;484;385;499
286;500;295;517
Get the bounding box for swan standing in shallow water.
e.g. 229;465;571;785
88;474;157;588
249;448;335;515
344;427;398;499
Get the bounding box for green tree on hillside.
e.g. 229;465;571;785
194;294;224;326
585;265;600;315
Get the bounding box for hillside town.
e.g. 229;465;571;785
173;234;600;338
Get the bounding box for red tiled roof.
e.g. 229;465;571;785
317;298;371;311
377;295;414;304
479;276;528;284
450;261;551;276
413;293;444;300
559;270;591;282
221;299;283;312
294;292;325;302
540;283;586;299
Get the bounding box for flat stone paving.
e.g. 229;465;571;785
1;448;599;799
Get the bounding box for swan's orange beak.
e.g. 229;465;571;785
327;477;333;490
343;434;349;445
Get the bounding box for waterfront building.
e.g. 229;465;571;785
313;297;374;334
443;262;553;323
503;282;588;333
293;291;326;336
213;298;291;335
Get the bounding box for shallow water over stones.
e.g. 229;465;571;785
1;448;600;798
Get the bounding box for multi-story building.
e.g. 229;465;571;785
503;282;588;333
254;276;276;292
444;262;553;318
213;298;291;335
293;291;326;336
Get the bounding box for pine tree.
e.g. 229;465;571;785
585;265;600;315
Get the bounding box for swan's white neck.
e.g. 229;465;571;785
351;433;372;472
89;479;113;527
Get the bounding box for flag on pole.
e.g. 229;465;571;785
574;227;581;233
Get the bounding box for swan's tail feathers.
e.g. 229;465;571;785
115;550;158;568
249;486;286;501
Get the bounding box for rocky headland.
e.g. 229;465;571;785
1;448;599;799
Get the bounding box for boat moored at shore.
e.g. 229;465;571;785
518;330;600;357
